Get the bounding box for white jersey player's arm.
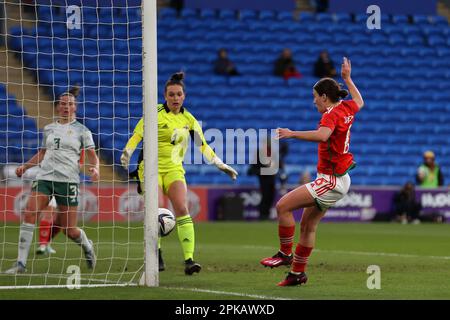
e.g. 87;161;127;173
85;148;100;182
22;166;40;181
24;149;46;169
16;149;46;177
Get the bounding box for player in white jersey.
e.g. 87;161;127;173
4;87;100;274
35;150;87;255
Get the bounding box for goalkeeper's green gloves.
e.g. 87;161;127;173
120;148;134;170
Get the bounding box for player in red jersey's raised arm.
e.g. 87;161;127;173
260;57;364;286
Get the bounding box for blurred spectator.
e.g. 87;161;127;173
170;0;184;17
393;182;422;224
248;136;279;221
214;48;240;76
274;48;302;81
416;151;444;188
314;50;337;78
310;0;329;13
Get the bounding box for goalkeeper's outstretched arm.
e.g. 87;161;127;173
201;144;238;181
191;123;238;181
16;149;46;177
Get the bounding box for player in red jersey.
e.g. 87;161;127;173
260;57;364;286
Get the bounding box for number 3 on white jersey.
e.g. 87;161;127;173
343;124;353;154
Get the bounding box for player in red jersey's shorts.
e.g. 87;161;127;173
260;57;365;286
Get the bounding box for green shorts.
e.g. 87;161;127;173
31;180;79;207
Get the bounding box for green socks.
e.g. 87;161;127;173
176;215;195;261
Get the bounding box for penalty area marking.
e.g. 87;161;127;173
315;249;450;260
242;245;450;261
160;286;293;300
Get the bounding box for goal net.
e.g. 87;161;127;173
0;0;157;288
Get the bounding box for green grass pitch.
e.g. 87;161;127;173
1;222;450;300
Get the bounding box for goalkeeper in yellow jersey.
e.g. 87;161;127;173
120;72;238;275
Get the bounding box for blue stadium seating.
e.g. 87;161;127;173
159;8;177;19
180;8;197;19
239;9;258;21
259;10;276;21
199;9;216;20
412;15;432;26
392;14;409;25
0;85;40;164
334;13;352;23
218;9;235;21
277;11;294;22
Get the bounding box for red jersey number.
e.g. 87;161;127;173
343;124;352;154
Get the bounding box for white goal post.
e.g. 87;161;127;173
0;0;159;289
142;0;159;287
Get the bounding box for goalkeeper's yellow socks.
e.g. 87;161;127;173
176;215;195;261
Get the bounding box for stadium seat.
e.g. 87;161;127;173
259;10;276;21
431;15;449;26
298;12;314;23
428;35;446;46
276;11;294;21
406;34;424;46
239;10;257;21
334;13;352;23
392;14;410;25
159;8;177;19
315;13;333;23
219;9;236;21
412;15;431;25
199;8;216;20
369;33;388;45
180;8;197;19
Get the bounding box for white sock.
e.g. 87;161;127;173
18;223;35;266
74;229;92;252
